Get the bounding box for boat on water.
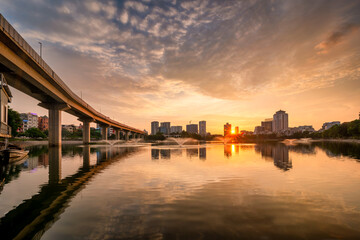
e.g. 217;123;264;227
0;143;29;164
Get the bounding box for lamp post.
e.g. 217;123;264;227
38;42;42;58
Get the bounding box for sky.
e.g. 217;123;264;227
1;0;359;134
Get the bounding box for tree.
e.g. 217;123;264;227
25;128;47;139
90;128;102;139
146;132;165;140
8;108;22;137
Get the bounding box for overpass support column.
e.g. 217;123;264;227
125;131;130;141
100;124;109;141
83;121;91;144
79;118;93;145
115;129;120;140
39;103;70;146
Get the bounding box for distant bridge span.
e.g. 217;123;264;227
0;14;144;145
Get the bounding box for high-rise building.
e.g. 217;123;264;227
151;121;159;135
170;126;182;134
160;122;171;135
159;127;168;135
272;110;288;132
235;126;239;135
261;118;273;132
20;112;38;132
186;124;198;134
38;115;49;131
224;122;231;136
199;121;206;136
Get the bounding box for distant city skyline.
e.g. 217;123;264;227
1;0;359;134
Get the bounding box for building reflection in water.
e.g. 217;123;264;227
151;147;206;161
186;148;199;159
199;148;206;160
171;149;183;157
255;144;292;171
151;149;160;160
160;149;171;159
224;145;232;158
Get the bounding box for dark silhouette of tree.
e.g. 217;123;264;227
8;108;22;137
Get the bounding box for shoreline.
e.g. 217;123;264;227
8;138;360;148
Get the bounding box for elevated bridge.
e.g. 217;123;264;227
0;14;144;145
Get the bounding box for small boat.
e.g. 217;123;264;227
7;148;29;159
0;143;29;164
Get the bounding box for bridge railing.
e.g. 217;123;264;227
0;14;142;133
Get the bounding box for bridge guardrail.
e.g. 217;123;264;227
0;14;142;133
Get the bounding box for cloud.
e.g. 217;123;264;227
119;10;128;24
124;1;148;13
315;23;360;54
1;0;360;131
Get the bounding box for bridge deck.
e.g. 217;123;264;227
0;14;144;134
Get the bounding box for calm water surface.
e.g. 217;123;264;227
0;142;360;239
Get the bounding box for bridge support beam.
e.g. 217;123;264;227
125;131;130;141
39;103;70;146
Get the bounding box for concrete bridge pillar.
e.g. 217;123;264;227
39;103;69;146
79;118;93;144
101;125;109;141
49;108;61;146
115;129;120;140
125;131;130;141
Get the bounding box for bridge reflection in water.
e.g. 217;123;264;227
0;145;140;240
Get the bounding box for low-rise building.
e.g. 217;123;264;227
321;121;340;131
297;125;315;132
254;126;265;134
20;112;38;132
0;73;12;138
62;124;76;133
38;115;49;131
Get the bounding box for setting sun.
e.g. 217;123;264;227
231;129;235;134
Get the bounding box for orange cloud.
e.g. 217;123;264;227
315;23;360;54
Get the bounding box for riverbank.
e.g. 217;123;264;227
6;138;360;148
10;140;83;148
308;138;360;144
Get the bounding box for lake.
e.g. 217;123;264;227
1;141;360;239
